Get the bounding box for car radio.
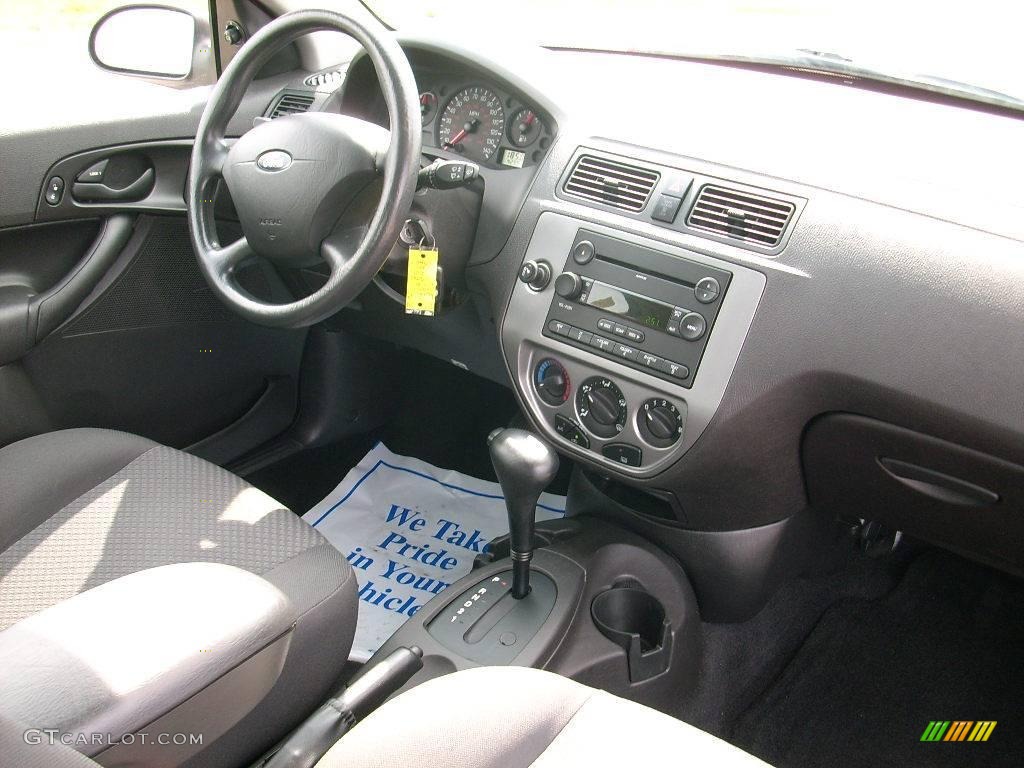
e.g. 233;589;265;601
534;229;732;388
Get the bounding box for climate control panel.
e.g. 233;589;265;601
532;359;686;469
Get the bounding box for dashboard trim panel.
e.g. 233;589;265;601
502;211;766;477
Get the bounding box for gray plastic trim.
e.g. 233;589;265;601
502;211;765;477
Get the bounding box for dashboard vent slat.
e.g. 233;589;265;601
269;92;314;119
564;155;660;212
687;184;795;247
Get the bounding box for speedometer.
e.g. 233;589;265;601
438;86;505;163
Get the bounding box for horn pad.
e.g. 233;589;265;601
223;113;387;266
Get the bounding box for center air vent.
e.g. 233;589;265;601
564;155;659;213
687;185;795;247
268;91;314;119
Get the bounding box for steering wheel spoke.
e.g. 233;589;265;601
210;236;255;275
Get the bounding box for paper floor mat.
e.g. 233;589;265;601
303;442;566;661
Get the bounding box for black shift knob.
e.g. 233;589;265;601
487;428;559;599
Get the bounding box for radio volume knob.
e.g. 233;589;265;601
554;272;584;300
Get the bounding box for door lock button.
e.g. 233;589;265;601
44;176;65;206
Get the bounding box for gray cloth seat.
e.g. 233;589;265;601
317;666;771;767
0;428;358;767
4;664;773;768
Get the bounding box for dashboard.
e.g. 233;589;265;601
317;34;1024;583
9;22;1019;594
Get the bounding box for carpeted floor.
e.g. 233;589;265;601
729;550;1024;767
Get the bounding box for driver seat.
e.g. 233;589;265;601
0;428;358;767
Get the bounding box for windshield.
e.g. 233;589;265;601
355;0;1024;112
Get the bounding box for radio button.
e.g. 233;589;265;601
548;320;571;337
639;352;661;369
695;277;720;304
670;307;686;321
612;343;639;361
568;327;593;344
655;359;690;380
611;323;628;337
571;240;596;265
625;327;645;343
666;319;681;336
590;335;615;353
680;312;706;341
597;318;614;332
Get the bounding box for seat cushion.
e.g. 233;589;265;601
315;666;770;767
0;428;358;767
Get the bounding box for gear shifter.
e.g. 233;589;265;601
487;428;560;599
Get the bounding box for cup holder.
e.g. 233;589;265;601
591;586;672;683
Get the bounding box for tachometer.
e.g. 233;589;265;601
438;86;505;162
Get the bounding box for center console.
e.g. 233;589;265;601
360;428;701;711
503;212;766;476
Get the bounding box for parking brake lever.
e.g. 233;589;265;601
263;645;423;768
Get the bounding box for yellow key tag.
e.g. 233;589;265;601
405;248;439;316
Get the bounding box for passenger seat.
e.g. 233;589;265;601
4;666;770;767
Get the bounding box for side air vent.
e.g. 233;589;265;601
268;91;314;119
563;155;659;213
304;69;344;87
687;185;795;247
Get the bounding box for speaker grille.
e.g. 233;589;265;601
63;217;235;336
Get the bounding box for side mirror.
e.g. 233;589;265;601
89;4;210;84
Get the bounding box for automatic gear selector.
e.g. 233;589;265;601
487;428;559;598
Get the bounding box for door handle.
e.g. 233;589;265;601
72;167;155;203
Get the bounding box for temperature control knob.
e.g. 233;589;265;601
576;377;626;438
637;398;684;447
534;359;569;405
554;272;584;301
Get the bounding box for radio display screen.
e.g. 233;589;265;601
585;281;673;331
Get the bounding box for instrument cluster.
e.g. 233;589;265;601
417;78;554;169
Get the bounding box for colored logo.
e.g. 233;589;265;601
920;721;997;742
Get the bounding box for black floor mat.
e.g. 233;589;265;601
731;551;1024;768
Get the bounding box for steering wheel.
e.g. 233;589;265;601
186;10;420;328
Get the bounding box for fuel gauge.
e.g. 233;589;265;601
508;108;543;147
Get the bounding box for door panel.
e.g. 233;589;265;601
1;3;309;460
1;214;306;455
